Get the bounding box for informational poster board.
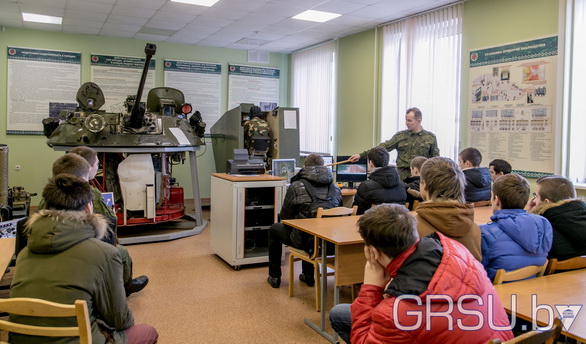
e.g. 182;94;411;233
90;54;156;113
164;60;222;128
468;36;558;177
7;47;81;135
228;64;279;110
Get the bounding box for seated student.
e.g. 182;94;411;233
458;147;492;202
27;152;148;297
352;146;406;214
404;156;427;209
480;173;552;280
329;204;513;344
526;175;586;261
489;158;512;182
416;157;483;261
267;153;342;288
10;174;158;344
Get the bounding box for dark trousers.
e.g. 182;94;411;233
268;222;314;278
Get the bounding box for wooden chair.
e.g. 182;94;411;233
486;316;563;344
0;298;91;344
289;205;358;311
492;260;548;285
545;256;586;275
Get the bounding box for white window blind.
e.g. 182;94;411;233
380;4;462;161
291;43;335;155
565;0;586;184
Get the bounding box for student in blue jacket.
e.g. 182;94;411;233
480;173;552;280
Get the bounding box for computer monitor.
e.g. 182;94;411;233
271;159;296;183
321;155;333;171
335;155;368;189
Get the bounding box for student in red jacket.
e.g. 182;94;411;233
329;204;513;344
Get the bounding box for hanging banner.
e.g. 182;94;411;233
468;36;558;178
164;60;222;128
228;64;279;111
7;47;81;135
90;54;156;112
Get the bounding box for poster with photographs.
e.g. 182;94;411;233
468;36;557;177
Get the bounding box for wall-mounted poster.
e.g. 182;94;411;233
468;36;558;178
228;64;279;110
90;54;155;113
7;47;81;135
164;59;222;128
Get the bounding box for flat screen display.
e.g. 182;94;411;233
335;155;367;187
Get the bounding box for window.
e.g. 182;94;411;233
380;4;462;161
564;0;586;184
291;43;335;155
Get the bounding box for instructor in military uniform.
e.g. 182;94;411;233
349;107;439;181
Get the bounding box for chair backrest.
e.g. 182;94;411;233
545;256;586;275
316;206;358;218
493;260;548;285
485;316;563;344
0;298;92;344
470;200;491;207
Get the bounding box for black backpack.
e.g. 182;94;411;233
300;179;338;218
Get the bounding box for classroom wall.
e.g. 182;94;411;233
0;27;289;205
335;28;378;156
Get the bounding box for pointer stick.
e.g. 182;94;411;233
325;159;352;167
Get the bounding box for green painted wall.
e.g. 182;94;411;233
0;27;289;205
336;29;378;156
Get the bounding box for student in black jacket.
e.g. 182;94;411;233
458;147;491;202
353;146;406;214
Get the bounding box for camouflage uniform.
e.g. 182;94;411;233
243;117;269;151
360;129;439;181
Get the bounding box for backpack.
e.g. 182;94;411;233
299;179;338;254
300;179;338;218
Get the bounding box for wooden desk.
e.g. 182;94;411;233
283;216;363;343
340;188;357;208
0;238;15;280
473;205;493;224
494;269;586;341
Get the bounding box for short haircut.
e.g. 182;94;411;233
489;159;512;175
357;204;419;259
304;154;324;167
420;157;466;203
52;153;91;179
410;156;427;170
492;173;530;209
459;147;482;167
367;146;389;167
70;146;98;166
406;107;422;120
536;175;576;202
43;174;92;211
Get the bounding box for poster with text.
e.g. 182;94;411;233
468;36;558;178
164;60;222;128
90;54;156;113
228;64;279;111
7;47;81;135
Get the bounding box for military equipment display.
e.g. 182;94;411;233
42;43;207;243
210;105;300;174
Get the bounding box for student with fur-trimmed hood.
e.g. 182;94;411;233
10;174;158;344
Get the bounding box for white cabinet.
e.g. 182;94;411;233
210;173;286;269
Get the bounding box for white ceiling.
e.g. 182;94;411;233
0;0;459;53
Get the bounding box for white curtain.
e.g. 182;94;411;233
566;0;586;183
291;43;335;155
380;4;462;161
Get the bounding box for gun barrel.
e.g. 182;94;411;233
128;43;157;128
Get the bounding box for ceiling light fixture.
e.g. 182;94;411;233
170;0;220;6
22;12;62;25
292;10;341;23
